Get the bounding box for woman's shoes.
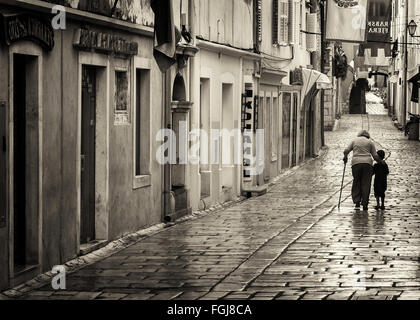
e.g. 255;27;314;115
363;206;368;211
355;203;361;209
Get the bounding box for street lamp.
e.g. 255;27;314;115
408;20;420;37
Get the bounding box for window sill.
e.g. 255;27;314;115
133;175;151;190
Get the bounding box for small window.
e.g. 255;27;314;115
272;96;278;160
115;71;129;111
135;69;150;177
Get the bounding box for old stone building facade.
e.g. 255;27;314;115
0;0;163;290
0;0;337;291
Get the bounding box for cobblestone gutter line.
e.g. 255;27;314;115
1;147;329;299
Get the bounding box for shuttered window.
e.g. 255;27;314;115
288;0;295;44
299;1;303;46
272;0;278;44
257;0;262;43
279;0;289;44
288;0;301;45
306;13;317;52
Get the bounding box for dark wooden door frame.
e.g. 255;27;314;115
80;66;96;244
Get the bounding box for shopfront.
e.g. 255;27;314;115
0;1;162;291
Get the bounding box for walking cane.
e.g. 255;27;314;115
338;161;347;210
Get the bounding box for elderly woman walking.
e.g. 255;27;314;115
343;130;383;211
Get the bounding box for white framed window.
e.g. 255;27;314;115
114;65;131;125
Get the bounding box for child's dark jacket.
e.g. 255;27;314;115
373;162;389;198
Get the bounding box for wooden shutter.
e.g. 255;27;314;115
306;13;317;52
288;0;295;44
257;0;262;43
273;0;279;44
279;0;288;44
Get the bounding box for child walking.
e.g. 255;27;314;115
373;150;389;210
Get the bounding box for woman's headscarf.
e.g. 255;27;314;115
357;130;370;139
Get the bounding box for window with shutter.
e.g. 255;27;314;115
299;1;303;46
279;0;289;45
257;0;262;43
273;0;279;44
306;13;317;52
288;0;295;44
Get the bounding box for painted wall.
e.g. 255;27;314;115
195;49;243;209
108;35;163;239
195;0;254;49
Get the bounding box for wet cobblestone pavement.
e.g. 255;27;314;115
10;112;420;300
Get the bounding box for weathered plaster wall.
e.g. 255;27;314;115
107;35;162;240
41;28;66;270
196;49;242;207
196;0;254;49
0;9;162;288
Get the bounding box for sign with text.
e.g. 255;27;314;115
242;89;253;179
360;0;392;58
73;28;138;56
0;13;54;51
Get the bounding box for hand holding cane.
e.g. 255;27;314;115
339;157;348;210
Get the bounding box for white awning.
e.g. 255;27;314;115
301;68;332;98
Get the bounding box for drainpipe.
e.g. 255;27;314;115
320;0;326;147
188;0;197;208
163;70;173;222
403;0;408;127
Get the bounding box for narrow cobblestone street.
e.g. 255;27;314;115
11;110;420;300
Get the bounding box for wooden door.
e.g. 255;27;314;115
291;93;298;167
305;104;313;158
80;66;96;244
0;101;6;230
281;92;291;169
13;55;27;268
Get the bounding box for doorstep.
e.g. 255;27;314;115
11;265;40;289
80;240;108;256
241;185;268;198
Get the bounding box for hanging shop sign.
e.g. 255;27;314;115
242;89;253;179
326;0;368;43
290;68;303;86
359;0;392;58
73;28;138;56
0;13;54;51
241;90;253;132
